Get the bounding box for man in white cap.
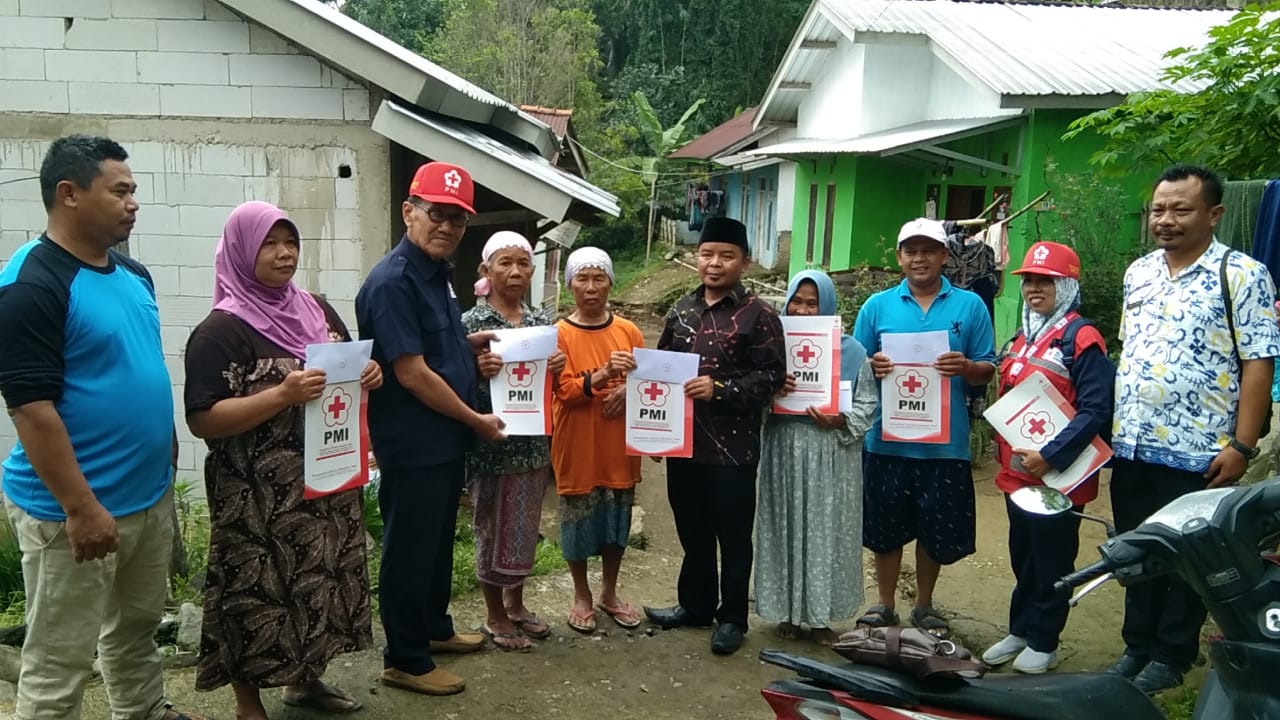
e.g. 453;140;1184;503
851;218;996;640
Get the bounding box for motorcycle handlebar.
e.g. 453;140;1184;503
1053;559;1111;595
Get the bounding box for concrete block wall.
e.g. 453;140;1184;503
0;0;392;481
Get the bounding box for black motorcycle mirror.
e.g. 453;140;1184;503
1009;486;1117;538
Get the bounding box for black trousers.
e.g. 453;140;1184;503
1006;495;1082;653
378;458;465;675
666;459;757;627
1109;457;1209;671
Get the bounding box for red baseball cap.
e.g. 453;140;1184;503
408;162;476;214
1012;241;1080;279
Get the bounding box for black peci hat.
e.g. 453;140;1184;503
698;216;749;255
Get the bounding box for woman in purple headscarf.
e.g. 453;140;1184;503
183;201;381;719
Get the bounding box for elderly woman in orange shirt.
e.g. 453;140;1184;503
552;247;645;634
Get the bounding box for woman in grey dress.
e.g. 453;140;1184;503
754;270;878;645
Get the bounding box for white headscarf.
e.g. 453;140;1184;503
1022;276;1081;342
564;246;614;285
473;230;534;297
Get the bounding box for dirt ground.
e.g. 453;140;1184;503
58;311;1183;719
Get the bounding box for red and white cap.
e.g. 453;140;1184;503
408;162;476;214
1012;241;1081;279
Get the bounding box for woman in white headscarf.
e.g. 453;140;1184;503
551;247;646;633
463;231;565;651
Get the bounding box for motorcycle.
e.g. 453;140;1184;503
760;478;1280;720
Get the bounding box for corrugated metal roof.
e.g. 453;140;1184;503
756;0;1234;125
520;106;574;140
372;101;620;222
821;0;1232;97
670;108;764;160
747;114;1021;156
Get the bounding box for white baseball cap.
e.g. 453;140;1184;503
897;218;947;247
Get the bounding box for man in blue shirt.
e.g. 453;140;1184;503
357;162;506;697
852;218;996;640
0;135;202;720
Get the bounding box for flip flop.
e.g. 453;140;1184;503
597;601;643;629
567;605;597;634
282;681;364;713
479;623;533;652
910;606;952;639
510;613;552;640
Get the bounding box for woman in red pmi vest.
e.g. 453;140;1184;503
981;241;1117;674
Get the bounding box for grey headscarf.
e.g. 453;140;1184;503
1022;277;1081;342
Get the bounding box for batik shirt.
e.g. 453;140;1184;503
461;301;554;477
657;283;786;466
1114;241;1280;472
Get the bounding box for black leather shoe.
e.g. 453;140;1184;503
711;622;746;655
1132;661;1184;695
643;605;710;629
1107;652;1150;679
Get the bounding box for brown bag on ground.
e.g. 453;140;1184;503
831;626;988;680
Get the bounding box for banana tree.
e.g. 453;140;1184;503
633;91;705;260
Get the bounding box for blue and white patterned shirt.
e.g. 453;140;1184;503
1114;241;1280;472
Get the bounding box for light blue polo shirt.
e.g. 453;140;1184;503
853;277;996;461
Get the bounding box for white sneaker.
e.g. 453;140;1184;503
981;634;1027;666
1012;646;1059;674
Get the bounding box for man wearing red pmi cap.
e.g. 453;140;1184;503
982;241;1115;674
356;162;506;696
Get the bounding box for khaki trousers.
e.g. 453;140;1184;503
4;487;173;720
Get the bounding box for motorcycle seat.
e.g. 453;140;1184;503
832;663;1166;720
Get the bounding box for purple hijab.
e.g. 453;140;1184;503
213;201;328;359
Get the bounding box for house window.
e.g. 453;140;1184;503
805;183;819;263
821;184;836;267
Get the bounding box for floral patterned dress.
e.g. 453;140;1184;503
184;300;372;690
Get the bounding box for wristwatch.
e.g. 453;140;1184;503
1229;437;1260;460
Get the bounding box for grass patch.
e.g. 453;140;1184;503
1155;688;1199;720
171;480;210;605
0;513;24;625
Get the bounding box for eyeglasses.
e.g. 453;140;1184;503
411;199;470;227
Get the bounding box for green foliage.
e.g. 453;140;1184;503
1043;162;1151;354
0;512;23;625
428;0;605;115
632;92;706;172
1066;3;1280;178
1155;687;1199;720
335;0;457;53
171;480;211;605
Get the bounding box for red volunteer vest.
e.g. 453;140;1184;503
995;311;1106;504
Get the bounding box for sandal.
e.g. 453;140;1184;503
479;623;533;652
567;605;597;634
910;606;952;639
855;604;901;628
510;613;552;640
597;601;643;629
282;680;363;713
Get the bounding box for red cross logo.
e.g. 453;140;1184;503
323;386;352;428
639;381;669;407
790;339;823;370
896;370;928;399
1019;411;1055;443
506;361;536;388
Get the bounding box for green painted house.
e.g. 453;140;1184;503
746;0;1231;339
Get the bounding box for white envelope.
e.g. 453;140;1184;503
882;331;949;364
633;348;700;382
489;326;559;362
305;340;373;383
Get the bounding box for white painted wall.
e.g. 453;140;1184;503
924;55;1005;119
858;42;931;134
0;0;388;481
796;39;865;138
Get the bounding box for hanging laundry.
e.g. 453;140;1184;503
1252;179;1280;287
980;220;1010;269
